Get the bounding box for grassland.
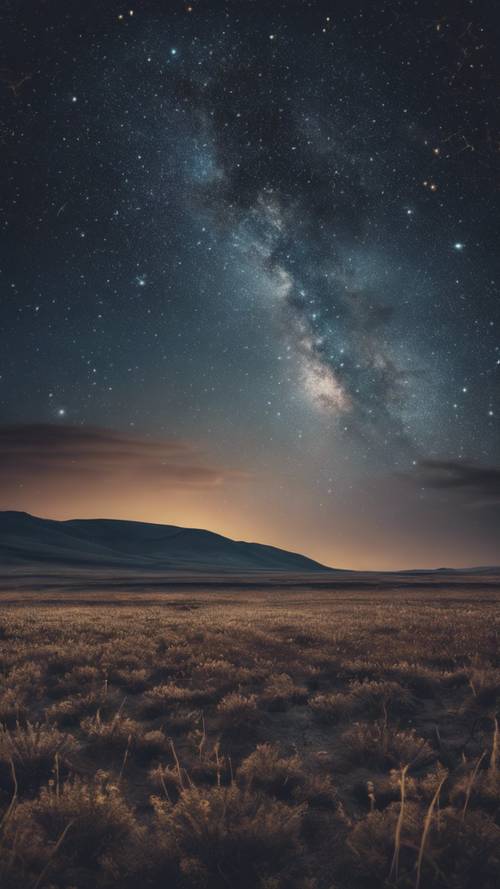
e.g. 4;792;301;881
0;584;499;888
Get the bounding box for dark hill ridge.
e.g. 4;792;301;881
0;511;329;572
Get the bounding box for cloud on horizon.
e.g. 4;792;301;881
415;459;500;508
0;423;234;493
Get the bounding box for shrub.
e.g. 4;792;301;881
0;722;78;792
0;688;25;727
346;800;423;885
142;683;210;717
430;808;500;887
239;744;307;800
135;729;170;763
309;692;349;722
386;661;446;696
450;762;500;817
260;673;307;711
196;658;254;687
17;772;140;873
45;691;105;727
152;784;306;888
113;667;150;693
239;743;337;809
80;710;143;753
6;662;44;692
467;668;500;708
149;762;184;800
347;679;414;716
217;693;258;732
348;802;500;888
340;722;437;770
310;680;413;723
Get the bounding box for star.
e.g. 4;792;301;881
453;242;465;251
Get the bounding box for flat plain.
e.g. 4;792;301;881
1;578;499;888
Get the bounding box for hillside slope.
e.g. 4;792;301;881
0;511;328;572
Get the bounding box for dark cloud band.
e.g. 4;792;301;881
415;459;500;506
0;424;226;490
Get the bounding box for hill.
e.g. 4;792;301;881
0;511;329;573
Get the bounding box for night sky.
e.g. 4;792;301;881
1;0;499;568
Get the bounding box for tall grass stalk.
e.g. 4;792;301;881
32;820;74;889
490;717;499;773
415;771;447;889
118;733;132;784
170;739;185;789
389;763;409;883
461;752;486;822
0;759;18;832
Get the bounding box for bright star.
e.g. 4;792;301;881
453;242;465;251
57;408;66;417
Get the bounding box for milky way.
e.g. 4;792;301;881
1;1;499;566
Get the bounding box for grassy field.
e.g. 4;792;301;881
0;585;499;888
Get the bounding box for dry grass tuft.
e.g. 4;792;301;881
152;784;306;888
217;692;258;731
0;722;78;791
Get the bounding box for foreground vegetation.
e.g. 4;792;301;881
0;586;499;888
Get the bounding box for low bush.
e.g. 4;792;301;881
152;784;306;888
0;722;78;792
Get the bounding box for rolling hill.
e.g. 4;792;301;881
0;511;328;573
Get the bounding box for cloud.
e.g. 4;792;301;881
415;459;500;507
0;423;230;491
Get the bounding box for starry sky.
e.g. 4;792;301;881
1;0;499;568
